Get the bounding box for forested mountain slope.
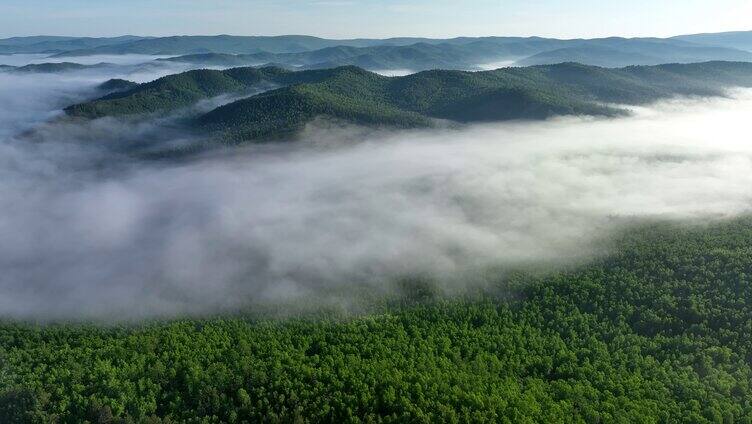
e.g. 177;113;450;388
65;61;752;144
64;66;355;119
196;61;752;142
2;217;752;422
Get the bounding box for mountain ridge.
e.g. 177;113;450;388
63;61;752;148
195;61;752;143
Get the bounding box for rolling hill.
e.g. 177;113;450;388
96;78;139;95
158;39;568;71
65;61;752;145
673;30;752;52
49;35;572;58
51;35;439;57
0;35;147;55
156;37;752;72
64;66;351;118
35;33;752;72
517;38;752;67
194;61;752;143
0;62;114;74
4;33;751;73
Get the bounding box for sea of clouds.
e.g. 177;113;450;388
1;56;751;320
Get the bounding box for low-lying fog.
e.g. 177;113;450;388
1;66;751;321
0;53;234;86
0;53;177;67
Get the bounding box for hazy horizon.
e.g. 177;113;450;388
3;29;752;41
1;0;751;40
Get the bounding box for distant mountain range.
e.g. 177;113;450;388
0;62;116;73
515;38;752;67
3;32;752;71
49;35;455;56
158;38;752;71
64;61;752;148
672;31;752;52
0;35;146;55
156;42;531;71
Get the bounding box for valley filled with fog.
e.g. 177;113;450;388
1;57;751;320
4;10;752;419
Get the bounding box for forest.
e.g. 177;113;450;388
4;25;752;424
64;61;752;146
2;217;751;423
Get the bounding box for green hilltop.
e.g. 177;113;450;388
96;78;139;94
197;61;752;143
64;66;345;119
65;61;752;145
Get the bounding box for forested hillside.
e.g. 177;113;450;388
64;66;353;119
1;217;752;423
96;79;139;95
0;62;113;74
65;61;752;145
197;61;752;142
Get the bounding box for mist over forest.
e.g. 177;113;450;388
1;56;751;320
3;28;752;422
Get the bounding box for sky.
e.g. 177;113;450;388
0;0;750;39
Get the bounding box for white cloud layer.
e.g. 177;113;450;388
1;67;752;320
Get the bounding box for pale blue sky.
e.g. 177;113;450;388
1;0;750;39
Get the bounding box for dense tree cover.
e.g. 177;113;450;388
64;68;263;118
63;66;362;119
196;67;433;142
1;217;752;423
197;61;752;142
97;79;139;95
66;61;752;137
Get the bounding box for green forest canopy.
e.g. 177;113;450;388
65;61;752;145
2;216;752;423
